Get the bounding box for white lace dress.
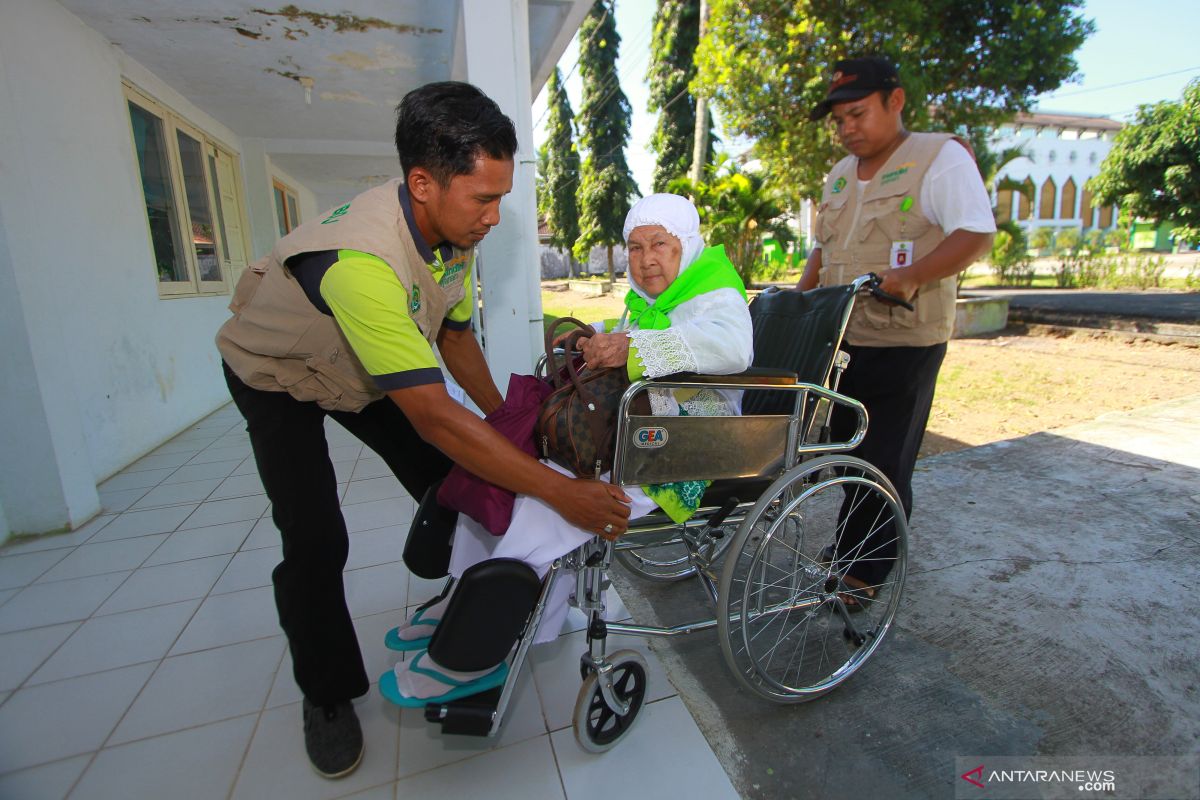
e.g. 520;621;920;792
447;286;753;643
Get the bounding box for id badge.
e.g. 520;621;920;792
890;240;914;268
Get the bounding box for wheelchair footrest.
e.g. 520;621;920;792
423;686;502;737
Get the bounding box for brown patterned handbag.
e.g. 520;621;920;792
535;317;633;478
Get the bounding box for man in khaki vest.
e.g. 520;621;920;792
217;82;631;778
798;57;995;604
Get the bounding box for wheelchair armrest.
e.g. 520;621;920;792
650;368;798;386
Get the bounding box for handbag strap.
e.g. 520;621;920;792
560;329;599;403
544;316;592;389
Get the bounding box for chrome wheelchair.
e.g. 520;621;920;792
402;273;910;752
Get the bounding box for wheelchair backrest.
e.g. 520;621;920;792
740;284;857;414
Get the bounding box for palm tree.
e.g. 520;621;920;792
965;129;1033;288
668;153;793;285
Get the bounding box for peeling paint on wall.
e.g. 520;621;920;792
328;43;415;72
318;90;376;105
252;5;442;35
265;68;308;83
134;7;439;45
264;55;310;84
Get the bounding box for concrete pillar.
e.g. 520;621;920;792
0;496;10;543
461;0;544;388
0;190;99;537
238;138;277;262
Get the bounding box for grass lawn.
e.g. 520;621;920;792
541;290;626;331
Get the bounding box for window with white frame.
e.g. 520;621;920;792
124;83;250;296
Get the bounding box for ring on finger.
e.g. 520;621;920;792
603;523;614;534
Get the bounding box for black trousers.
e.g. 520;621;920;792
829;342;947;587
223;362;452;705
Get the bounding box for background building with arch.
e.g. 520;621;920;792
991;111;1122;234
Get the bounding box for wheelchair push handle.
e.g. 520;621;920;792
862;273;915;312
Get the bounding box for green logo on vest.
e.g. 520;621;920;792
880;161;916;186
438;259;466;287
831;177;847;194
320;203;351;225
409;286;422;314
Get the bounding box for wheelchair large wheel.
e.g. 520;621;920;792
717;455;907;703
572;649;648;752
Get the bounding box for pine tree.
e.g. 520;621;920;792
574;0;639;280
538;68;582;274
647;0;713;192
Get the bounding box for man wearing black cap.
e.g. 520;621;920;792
797;56;994;603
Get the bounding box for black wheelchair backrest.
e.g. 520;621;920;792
742;284;857;414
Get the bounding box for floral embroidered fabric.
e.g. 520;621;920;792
628;326;698;377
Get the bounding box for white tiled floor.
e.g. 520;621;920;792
0;404;740;799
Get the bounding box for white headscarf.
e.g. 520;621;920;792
623;194;707;301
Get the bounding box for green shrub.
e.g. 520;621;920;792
751;253;791;283
1103;229;1128;252
1122;254;1166;289
1057;252;1167;290
1029;227;1054;253
1053;227;1082;255
1052;229;1086;286
1184;263;1200;291
989;229;1034;286
1056;253;1085;287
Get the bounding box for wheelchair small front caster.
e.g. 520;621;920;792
572;649;648;753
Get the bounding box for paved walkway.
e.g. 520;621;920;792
959;288;1200;323
0;405;738;800
614;394;1200;799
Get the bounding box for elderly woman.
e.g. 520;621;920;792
380;193;752;706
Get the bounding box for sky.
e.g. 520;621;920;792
531;0;1200;196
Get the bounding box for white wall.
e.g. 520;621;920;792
0;0;312;537
236;143;320;262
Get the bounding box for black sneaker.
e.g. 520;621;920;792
302;698;364;778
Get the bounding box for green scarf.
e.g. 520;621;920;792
624;245;747;331
624;244;747;524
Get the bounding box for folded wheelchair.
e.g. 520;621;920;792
400;274;909;752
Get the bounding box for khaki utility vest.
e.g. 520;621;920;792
216;178;470;411
816;132;956;347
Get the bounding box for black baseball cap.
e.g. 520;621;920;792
809;57;901;121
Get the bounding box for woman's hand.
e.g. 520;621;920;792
579;332;630;369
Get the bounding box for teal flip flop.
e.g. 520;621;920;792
378;653;509;709
383;606;440;652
